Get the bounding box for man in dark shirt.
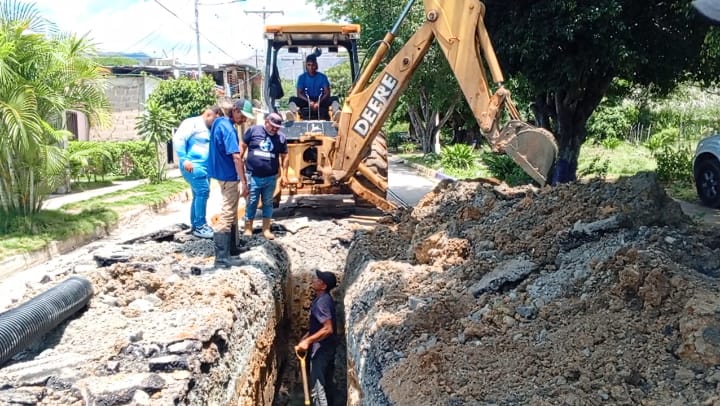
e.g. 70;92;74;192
296;270;338;406
239;112;289;239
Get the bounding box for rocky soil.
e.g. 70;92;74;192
2;171;720;405
344;172;720;405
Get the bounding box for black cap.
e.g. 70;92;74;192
266;112;283;128
315;270;337;291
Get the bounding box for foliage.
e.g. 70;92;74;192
94;56;139;66
0;179;188;258
645;127;680;152
325;62;352;101
481;152;534;186
400;142;418;154
146;75;216;125
61;179;188;212
0;0;110;220
135;99;176;183
577;157;610;180
67;140;164;183
653;146;693;182
440;144;475;170
587;102;639;142
421;152;440;166
67;141;116;182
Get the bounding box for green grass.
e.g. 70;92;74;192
62;179;188;212
578;142;657;178
401;142;698;201
0;179;189;261
0;208;118;260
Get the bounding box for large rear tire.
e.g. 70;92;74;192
353;132;388;207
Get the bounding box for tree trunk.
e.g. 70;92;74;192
534;73;613;184
407;89;458;154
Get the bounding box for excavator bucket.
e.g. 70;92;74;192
496;120;558;186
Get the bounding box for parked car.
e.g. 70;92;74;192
694;134;720;207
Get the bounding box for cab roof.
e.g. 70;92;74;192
264;23;360;47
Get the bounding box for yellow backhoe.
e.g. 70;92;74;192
262;0;558;212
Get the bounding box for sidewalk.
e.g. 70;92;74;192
0;168;185;280
42;168;181;210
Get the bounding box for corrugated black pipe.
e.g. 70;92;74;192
0;276;93;367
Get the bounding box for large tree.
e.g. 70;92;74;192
0;0;110;224
312;0;715;180
484;1;712;181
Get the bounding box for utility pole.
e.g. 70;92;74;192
194;0;201;80
244;6;284;25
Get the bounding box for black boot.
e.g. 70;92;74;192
213;232;242;268
229;223;241;256
230;223;248;257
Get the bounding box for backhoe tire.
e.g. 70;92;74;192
354;132;389;208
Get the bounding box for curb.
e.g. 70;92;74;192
400;160;457;182
0;188;191;280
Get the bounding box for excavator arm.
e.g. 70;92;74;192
331;0;558;211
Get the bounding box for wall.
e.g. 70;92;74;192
89;76;160;141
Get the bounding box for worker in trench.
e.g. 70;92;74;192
296;270;338;406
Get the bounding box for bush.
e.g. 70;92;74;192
67;142;118;182
387;132;408;151
577;156;610;179
654;146;693;182
440;143;475;170
422;152;440;166
587;102;639;141
68;141;159;181
644;127;680;152
481;152;534;186
400;142;418;154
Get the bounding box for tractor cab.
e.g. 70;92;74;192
263;23;361;137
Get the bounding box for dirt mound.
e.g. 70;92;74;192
346;173;720;404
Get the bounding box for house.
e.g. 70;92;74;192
68;62;261;143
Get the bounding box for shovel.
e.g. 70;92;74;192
295;347;311;405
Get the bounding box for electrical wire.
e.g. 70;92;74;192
151;0;255;61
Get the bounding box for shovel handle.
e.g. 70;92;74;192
296;348;310;405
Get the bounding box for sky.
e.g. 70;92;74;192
32;0;327;66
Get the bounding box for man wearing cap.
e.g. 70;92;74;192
296;270;338;406
239;112;289;240
288;54;340;121
208;98;254;268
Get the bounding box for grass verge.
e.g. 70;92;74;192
0;179;188;261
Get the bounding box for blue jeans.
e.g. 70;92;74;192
244;174;276;220
180;165;210;229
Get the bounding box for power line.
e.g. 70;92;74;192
151;0;250;62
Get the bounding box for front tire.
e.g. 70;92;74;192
695;158;720;208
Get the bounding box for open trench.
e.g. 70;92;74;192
0;209;384;405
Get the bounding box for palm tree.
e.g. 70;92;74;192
135;99;176;183
0;0;110;228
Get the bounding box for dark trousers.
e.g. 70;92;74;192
309;347;335;406
289;96;339;120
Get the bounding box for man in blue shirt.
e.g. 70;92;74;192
173;106;221;239
296;270;338;406
288;54;339;120
239;112;288;240
208;98;254;268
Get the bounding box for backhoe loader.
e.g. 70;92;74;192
262;0;558;212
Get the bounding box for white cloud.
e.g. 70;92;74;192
32;0;327;65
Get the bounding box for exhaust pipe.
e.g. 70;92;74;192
0;276;93;366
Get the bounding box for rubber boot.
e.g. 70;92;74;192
213;232;242;268
229;223;241;256
262;218;275;240
243;220;254;237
